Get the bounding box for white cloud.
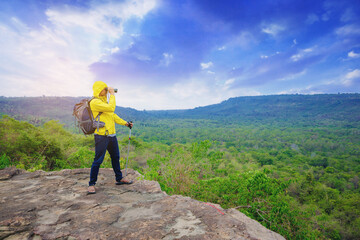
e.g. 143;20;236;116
342;69;360;86
230;88;261;97
223;78;235;90
171;80;210;99
116;73;262;110
345;69;360;79
225;78;235;85
348;51;360;58
306;14;319;24
200;62;213;70
218;46;226;51
232;31;257;48
278;70;307;81
160;52;173;66
261;55;268;59
277;87;322;95
0;0;157;97
0;21;93;96
293;39;297;45
335;24;360;36
291;54;302;62
45;0;156;40
262;24;285;36
111;47;120;54
257;66;270;74
277;69;360;95
127;78;219;110
290;48;314;62
135;54;151;61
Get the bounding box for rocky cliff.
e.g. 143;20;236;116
0;167;285;240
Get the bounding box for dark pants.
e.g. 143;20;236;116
89;135;122;186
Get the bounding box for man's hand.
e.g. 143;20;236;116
126;121;133;129
108;87;115;95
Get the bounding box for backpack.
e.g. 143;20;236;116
73;98;104;135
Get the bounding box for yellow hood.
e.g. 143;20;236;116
90;81;127;136
93;81;107;99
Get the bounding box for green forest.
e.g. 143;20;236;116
0;94;359;240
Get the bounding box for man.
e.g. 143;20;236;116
88;81;133;194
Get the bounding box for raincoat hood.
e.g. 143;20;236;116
90;81;127;136
93;81;108;99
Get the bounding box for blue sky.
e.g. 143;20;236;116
0;0;359;110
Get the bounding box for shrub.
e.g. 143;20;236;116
0;153;11;169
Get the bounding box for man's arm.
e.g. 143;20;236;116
113;113;127;126
91;95;116;112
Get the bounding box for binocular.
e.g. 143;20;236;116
105;87;118;93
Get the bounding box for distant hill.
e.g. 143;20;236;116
1;94;359;128
150;94;360;126
0;96;151;128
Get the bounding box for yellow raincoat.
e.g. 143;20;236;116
90;81;127;136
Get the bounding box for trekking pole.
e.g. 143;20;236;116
124;121;132;177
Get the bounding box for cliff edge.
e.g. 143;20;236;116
0;167;285;240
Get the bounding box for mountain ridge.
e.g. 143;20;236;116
1;93;359;127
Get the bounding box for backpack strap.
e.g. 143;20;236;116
89;97;103;132
94;112;103;132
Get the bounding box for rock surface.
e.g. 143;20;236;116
0;167;285;240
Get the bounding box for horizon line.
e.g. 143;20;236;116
1;92;359;111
